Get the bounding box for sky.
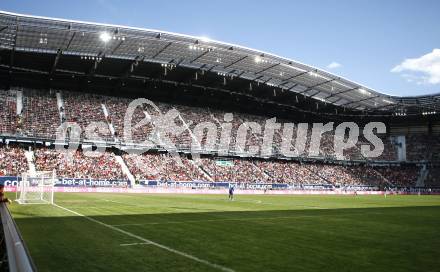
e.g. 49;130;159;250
1;0;439;97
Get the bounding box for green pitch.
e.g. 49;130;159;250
8;193;440;272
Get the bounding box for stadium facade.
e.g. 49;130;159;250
0;10;439;190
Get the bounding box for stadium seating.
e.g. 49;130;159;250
406;134;440;161
374;165;419;187
255;160;323;184
0;87;435;189
0;87;405;161
123;153;206;181
197;158;268;183
22;89;60;139
63;91;113;142
105;95;155;143
425;167;440;187
0;143;422;186
34;148;126;180
0;144;28;176
0;89;18;136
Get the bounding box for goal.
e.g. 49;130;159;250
16;170;56;204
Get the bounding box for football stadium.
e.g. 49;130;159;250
0;7;440;272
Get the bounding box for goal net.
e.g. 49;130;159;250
16;170;56;204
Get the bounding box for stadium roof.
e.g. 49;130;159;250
0;10;439;114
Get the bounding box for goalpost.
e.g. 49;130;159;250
16;170;56;205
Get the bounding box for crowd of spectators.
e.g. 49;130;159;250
63;92;112;142
21;89;60;138
121;151;420;187
374;165;420;187
198;158;267;183
0;144;28;176
105;96;156;143
2;88;440;166
406;134;440;161
347;166;385;185
425;167;440;187
34;148;125;180
255;160;320;184
0;89;18;135
123;152;206;181
0;144;423;187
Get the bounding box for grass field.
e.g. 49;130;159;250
7;193;440;272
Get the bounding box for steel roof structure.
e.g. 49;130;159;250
0;10;439;114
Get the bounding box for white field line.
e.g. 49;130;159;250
103;199;144;206
53;203;235;272
112;215;320;227
120;242;151;247
105;197;326;209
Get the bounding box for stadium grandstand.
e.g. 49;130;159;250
0;8;439;272
0;10;439;191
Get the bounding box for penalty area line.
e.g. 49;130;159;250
112;215;319;227
53;203;234;272
120;242;151;247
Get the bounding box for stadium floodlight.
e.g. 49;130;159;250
358;88;371;96
309;71;319;77
99;32;112;43
199;36;211;43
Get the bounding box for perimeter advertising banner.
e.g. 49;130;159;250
0;176;129;187
2;176;288;189
1;176;373;191
57;178;129;187
0;176;21;186
139;180;289;189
